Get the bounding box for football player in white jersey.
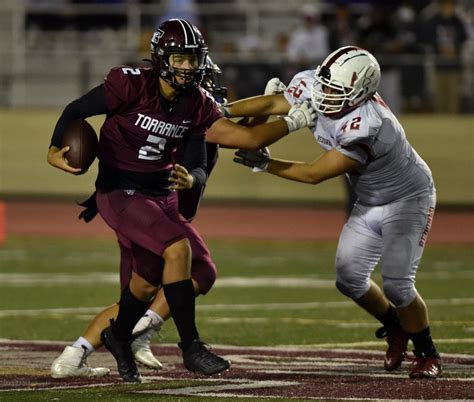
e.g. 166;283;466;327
228;46;441;379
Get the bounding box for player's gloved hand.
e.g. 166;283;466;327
169;164;194;190
264;77;286;96
233;147;271;173
282;100;316;132
47;145;82;174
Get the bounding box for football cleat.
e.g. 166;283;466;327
131;316;163;370
409;352;442;379
376;324;409;371
181;339;231;375
51;346;110;378
101;326;142;383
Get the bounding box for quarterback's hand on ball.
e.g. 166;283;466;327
169;164;194;190
282;100;316;132
264;77;286;96
47;145;82;174
234;147;271;172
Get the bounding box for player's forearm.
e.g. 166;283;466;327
244;120;290;149
267;159;323;184
206;118;289;150
227;95;288;118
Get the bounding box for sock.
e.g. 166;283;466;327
145;309;165;330
410;327;439;357
72;337;94;356
375;305;399;329
113;286;149;341
163;279;199;351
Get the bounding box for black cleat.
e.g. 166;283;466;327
180;339;231;375
100;325;142;383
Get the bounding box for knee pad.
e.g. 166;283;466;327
191;259;217;295
335;279;370;300
383;278;417;308
335;261;371;300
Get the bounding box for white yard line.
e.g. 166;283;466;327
1;272;474;286
1;298;474;317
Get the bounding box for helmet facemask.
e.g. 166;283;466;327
153;47;208;90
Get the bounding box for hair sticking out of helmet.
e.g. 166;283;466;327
149;18;208;90
201;56;227;104
311;46;381;117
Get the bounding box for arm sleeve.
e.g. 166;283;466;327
50;84;108;148
183;135;207;188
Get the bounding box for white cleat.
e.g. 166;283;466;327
51;346;110;378
131;316;163;370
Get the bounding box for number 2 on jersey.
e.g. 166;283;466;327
138;135;167;160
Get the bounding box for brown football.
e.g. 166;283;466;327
61;119;98;174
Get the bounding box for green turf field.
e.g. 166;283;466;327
1;236;473;354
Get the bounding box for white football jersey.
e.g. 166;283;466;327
284;70;434;206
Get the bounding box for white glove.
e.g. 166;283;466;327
264;77;287;96
282;100;316;132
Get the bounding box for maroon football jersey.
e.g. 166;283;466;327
100;66;222;173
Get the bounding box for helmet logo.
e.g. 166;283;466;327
151;29;165;46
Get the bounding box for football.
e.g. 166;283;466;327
61;119;98;174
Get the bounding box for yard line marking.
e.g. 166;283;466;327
136;380;299;396
1;298;474;317
1;272;473;286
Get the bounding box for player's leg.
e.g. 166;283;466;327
335;203;408;370
132;216;218;368
96;190;172;382
380;192;440;378
160;199;227;375
132;217;218;368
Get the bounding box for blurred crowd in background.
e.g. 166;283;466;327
1;0;472;113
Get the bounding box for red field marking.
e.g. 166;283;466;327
0;341;473;400
5;201;474;243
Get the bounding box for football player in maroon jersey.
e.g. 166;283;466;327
47;19;315;383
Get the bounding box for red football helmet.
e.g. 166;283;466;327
150;19;208;89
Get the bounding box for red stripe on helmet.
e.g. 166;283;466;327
325;46;361;68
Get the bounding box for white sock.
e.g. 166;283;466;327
72;337;95;356
145;309;165;330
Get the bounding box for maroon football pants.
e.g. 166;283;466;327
96;189;216;294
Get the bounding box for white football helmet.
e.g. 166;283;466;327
311;46;381;116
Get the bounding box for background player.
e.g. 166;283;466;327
231;46;441;379
47;19;314;381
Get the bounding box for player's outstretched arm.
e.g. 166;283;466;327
207;101;315;150
223;94;291;118
267;149;360;184
235;148;360;185
47;146;82;174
